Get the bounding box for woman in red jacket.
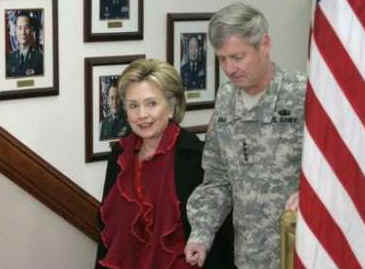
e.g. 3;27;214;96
95;58;235;269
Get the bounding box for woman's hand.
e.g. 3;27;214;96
184;241;207;267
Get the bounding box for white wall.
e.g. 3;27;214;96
0;174;96;269
0;0;311;202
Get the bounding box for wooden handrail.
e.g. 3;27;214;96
0;126;99;241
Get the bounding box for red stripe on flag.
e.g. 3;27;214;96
299;174;361;268
313;6;365;126
306;83;365;223
294;250;306;269
348;0;365;27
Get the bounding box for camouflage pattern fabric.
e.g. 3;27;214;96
187;64;306;269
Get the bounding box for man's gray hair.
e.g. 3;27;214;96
208;2;269;49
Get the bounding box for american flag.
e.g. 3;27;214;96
295;0;365;268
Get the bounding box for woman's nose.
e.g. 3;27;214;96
137;105;148;118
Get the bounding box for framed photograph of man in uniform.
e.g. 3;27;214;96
84;0;143;42
98;75;130;142
84;54;145;162
180;33;207;92
0;0;59;100
167;13;219;111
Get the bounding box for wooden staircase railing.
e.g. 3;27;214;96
0;126;99;241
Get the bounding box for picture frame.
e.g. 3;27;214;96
167;13;219;111
84;54;145;162
184;124;208;142
185;124;207;135
84;0;144;42
0;0;59;100
185;124;208;141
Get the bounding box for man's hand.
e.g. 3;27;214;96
285;191;299;211
184;241;207;267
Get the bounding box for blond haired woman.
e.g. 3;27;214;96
95;59;235;269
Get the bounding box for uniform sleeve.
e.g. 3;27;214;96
294;73;307;157
187;112;233;250
288;72;307;192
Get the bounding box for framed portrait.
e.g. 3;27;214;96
0;0;59;100
84;54;145;162
167;13;219;111
84;0;143;42
185;124;208;141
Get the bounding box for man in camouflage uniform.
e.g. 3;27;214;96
184;3;306;269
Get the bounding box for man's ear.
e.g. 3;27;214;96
260;33;272;56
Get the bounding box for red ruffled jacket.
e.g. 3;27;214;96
95;123;235;269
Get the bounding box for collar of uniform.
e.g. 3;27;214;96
19;47;30;58
230;63;282;123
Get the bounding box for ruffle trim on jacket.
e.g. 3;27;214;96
99;123;195;269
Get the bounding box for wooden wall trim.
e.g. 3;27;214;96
0;127;99;241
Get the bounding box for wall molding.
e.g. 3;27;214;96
0;127;99;241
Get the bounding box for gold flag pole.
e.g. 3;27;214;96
280;210;297;269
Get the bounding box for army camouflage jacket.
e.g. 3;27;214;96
187;64;307;269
